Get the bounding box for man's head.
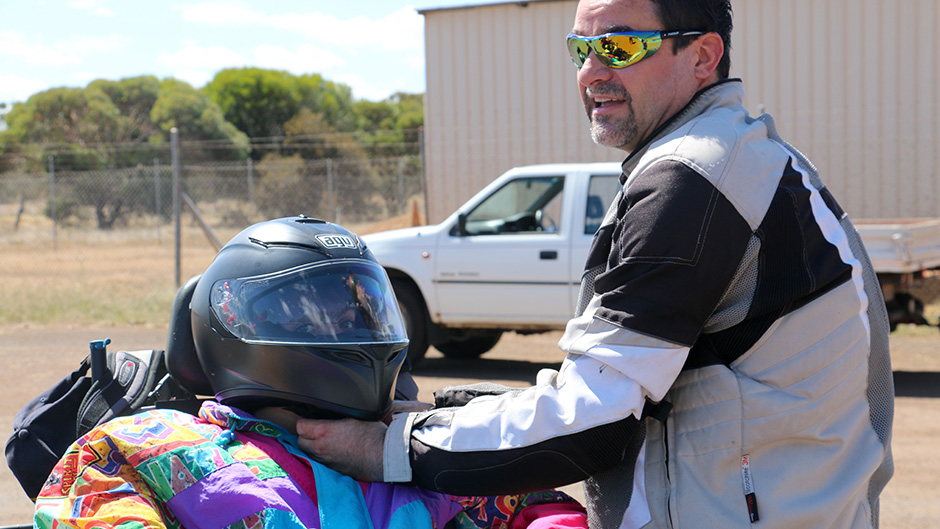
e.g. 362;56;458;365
570;0;732;152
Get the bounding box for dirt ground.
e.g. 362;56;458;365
1;323;938;527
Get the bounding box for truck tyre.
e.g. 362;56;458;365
391;280;430;365
436;331;503;359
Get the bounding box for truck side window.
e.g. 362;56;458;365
461;176;564;236
585;174;620;234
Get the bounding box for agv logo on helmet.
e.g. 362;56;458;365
316;234;358;249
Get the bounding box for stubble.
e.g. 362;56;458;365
584;83;638;150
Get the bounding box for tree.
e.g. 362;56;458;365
283;109;366;160
296;74;358;132
254;153;325;218
88;76;161;144
150;79;250;161
0;87;112;171
203;68;301;142
353;92;423;157
1;76;250;170
203;69;361;158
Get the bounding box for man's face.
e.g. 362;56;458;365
573;0;701;152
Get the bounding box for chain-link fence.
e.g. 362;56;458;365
0;133;426;326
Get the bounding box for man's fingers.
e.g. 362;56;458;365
391;399;433;414
295;418;387;482
294;417;330;440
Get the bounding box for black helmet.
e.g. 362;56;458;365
190;216;409;421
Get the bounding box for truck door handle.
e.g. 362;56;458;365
540;250;558;260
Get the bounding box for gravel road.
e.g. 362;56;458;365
1;324;937;527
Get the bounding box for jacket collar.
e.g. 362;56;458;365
621;78;745;179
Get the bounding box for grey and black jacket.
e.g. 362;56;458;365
384;80;894;529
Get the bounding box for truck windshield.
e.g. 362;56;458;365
462;176;564;235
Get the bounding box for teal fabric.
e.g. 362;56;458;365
280;434;375;529
259;507;307;529
388;500;433;529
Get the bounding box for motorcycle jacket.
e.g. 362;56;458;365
384;80;894;529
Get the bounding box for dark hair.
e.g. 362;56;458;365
652;0;733;78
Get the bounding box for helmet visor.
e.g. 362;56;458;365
210;259;407;345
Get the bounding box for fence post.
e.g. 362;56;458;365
154;158;162;242
171;127;181;287
48;155;57;250
327;158;336;221
247;157;255;211
397;156;406;216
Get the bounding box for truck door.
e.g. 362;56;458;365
434;175;572;327
569;172;622;308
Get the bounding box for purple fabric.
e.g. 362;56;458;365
363;481;464;528
261;475;320;528
166;463;295;529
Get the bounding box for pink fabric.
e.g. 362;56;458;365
510;502;588;529
238;431;318;502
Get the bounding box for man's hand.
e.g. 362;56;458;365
295;418;387;482
390;399;433;414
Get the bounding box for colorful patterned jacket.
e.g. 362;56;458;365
35;401;586;529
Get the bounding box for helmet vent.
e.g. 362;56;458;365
293;216;327;224
331;350;371;366
247;237;330;256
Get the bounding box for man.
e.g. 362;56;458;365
297;1;895;528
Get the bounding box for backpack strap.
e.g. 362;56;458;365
77;348;198;437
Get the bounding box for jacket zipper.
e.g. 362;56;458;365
663;417;674;529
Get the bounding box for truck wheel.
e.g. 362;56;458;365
391;280;430;365
436;331;503;359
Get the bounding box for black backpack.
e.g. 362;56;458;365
5;276;205;501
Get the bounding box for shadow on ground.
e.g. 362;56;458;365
893;371;940;398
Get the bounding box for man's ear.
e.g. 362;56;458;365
692;32;724;83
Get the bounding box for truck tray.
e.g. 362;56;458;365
855;218;940;275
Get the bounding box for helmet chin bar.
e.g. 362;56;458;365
211;340;408;421
223;394;391;422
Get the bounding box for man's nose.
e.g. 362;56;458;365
577;51;614;86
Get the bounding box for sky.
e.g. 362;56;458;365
0;0;498;110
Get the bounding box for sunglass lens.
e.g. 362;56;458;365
597;34;647;68
566;37;590;68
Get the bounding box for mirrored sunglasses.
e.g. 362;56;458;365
566;30;704;69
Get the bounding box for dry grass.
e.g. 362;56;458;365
0;205;422;327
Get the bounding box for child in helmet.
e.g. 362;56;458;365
34;217;587;529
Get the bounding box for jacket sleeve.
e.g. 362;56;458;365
389;340;686;495
382;161;754;495
34;416;172;529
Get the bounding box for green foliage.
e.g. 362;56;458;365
0;76;252;171
44;169;168;229
43;195;84;225
254;153;324;218
0;71;424;221
353;92;424;157
203;68;302;141
151;79;250;160
202;68;363;157
296;74;357;132
283;108;367;160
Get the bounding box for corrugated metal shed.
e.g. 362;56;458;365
420;0;939;223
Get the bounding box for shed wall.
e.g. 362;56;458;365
422;0;940;223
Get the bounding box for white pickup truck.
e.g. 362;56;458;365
363;163;940;364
